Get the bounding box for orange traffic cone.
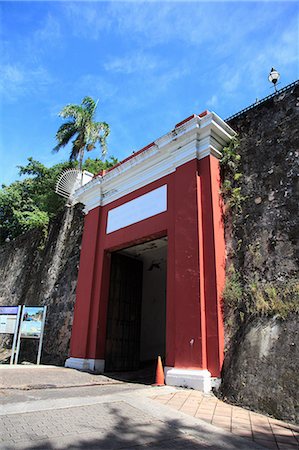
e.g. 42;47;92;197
153;356;165;386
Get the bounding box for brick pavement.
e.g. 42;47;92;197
152;391;299;450
0;400;252;450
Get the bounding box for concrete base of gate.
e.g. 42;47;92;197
65;357;105;373
164;367;212;393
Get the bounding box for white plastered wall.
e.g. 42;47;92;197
139;245;167;363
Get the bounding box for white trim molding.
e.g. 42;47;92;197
73;111;235;213
164;367;212;393
65;357;105;373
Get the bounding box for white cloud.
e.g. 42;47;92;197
74;74;118;101
0;12;63;103
0;64;55;101
34;14;61;44
153;66;191;91
63;3;111;39
104;53;158;74
223;70;241;94
1;65;24;84
19;14;64;63
207;95;218;108
62;0;298;83
108;2;212;46
62;2;216;45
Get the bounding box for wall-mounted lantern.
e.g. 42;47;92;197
268;68;280;92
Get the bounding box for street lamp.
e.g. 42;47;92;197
268;68;280;92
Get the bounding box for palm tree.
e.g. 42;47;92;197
53;96;110;172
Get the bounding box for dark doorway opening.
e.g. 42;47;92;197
105;237;167;384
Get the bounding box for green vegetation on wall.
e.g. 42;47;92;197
220;136;245;215
223;264;299;321
220;138;298;321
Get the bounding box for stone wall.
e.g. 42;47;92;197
221;83;299;423
221;316;298;423
0;205;84;365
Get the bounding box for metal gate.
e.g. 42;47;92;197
105;253;143;371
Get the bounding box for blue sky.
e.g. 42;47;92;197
1;1;298;185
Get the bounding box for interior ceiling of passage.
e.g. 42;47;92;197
120;237;168;258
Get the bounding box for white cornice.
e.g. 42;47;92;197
74;112;235;214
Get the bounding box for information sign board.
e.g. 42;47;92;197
20;306;45;339
0;306;19;334
0;306;22;364
0;315;17;334
0;306;19;315
15;305;47;365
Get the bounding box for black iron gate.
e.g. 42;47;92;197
105;253;143;371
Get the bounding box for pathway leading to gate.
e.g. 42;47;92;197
0;365;297;449
152;391;299;450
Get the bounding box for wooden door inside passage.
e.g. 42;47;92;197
105;252;143;371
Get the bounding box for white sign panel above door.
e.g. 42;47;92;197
106;185;167;234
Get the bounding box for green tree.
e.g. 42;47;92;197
0;159;73;242
0;156;118;244
0;180;50;242
18;158;75;218
83;156;118;174
53;97;110;171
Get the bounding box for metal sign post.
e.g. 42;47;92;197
14;306;25;365
10;306;22;364
37;305;47;365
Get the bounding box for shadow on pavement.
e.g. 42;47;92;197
105;361;156;386
3;403;264;450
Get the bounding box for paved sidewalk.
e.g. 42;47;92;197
152;390;299;450
0;384;266;450
0;366;296;449
0;365;121;390
1;401;182;449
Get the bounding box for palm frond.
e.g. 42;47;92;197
59;104;85;125
82;97;97;117
53;122;77;152
97;122;110;156
98;135;107;156
69;134;85;161
96;122;110;139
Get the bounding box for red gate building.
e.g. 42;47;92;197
65;111;235;392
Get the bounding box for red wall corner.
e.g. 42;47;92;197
69;207;101;358
198;156;225;377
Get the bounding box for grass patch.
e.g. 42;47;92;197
223;269;299;320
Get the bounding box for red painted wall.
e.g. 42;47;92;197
69;155;225;377
169;160;204;369
70;207;101;358
198;156;225;377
